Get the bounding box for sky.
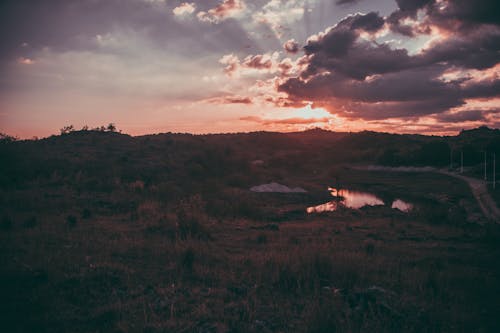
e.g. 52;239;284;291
0;0;499;138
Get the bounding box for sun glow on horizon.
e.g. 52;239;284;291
289;104;331;119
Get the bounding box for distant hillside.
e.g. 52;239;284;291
1;127;499;191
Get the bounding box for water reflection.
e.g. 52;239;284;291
391;199;413;212
307;201;338;213
307;188;413;213
329;188;384;209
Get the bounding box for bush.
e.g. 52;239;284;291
66;215;77;228
0;132;17;142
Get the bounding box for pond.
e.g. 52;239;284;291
391;199;413;212
307;188;413;213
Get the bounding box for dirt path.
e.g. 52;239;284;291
438;170;500;222
353;165;500;223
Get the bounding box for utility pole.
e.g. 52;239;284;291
461;150;463;174
484;151;487;181
450;148;453;170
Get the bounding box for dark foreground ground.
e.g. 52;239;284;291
1;129;499;332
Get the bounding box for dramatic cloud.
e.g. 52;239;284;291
273;6;500;121
1;0;499;137
253;0;307;38
438;0;500;27
388;0;500;36
434;109;498;123
197;0;245;23
204;95;253;104
219;53;242;76
243;54;274;70
283;39;300;53
0;0;257;66
300;12;390;79
173;3;196;16
240;115;330;125
218;52;304;77
415;27;500;70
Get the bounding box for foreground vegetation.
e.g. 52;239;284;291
1;128;499;332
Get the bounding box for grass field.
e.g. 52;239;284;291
1;130;499;332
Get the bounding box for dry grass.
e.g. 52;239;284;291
0;131;499;332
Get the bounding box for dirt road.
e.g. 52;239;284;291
438;170;500;222
354;165;500;223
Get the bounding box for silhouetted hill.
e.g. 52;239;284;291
1;127;499;190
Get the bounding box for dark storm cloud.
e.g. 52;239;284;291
462;79;500;99
279;66;469;119
394;0;433;12
414;28;500;70
304;11;385;54
435;109;495;123
349;11;385;32
301;12;409;80
304;41;413;80
431;0;500;28
388;0;500;36
338;98;464;119
277;3;500;121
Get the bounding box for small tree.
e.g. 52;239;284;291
106;123;116;132
0;132;17;142
60;125;75;135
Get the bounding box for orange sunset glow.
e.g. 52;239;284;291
1;1;500;332
1;0;498;138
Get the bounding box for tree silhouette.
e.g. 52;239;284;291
106;123;116;132
60;125;75;135
0;132;17;142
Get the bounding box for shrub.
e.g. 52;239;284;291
66;215;77;228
